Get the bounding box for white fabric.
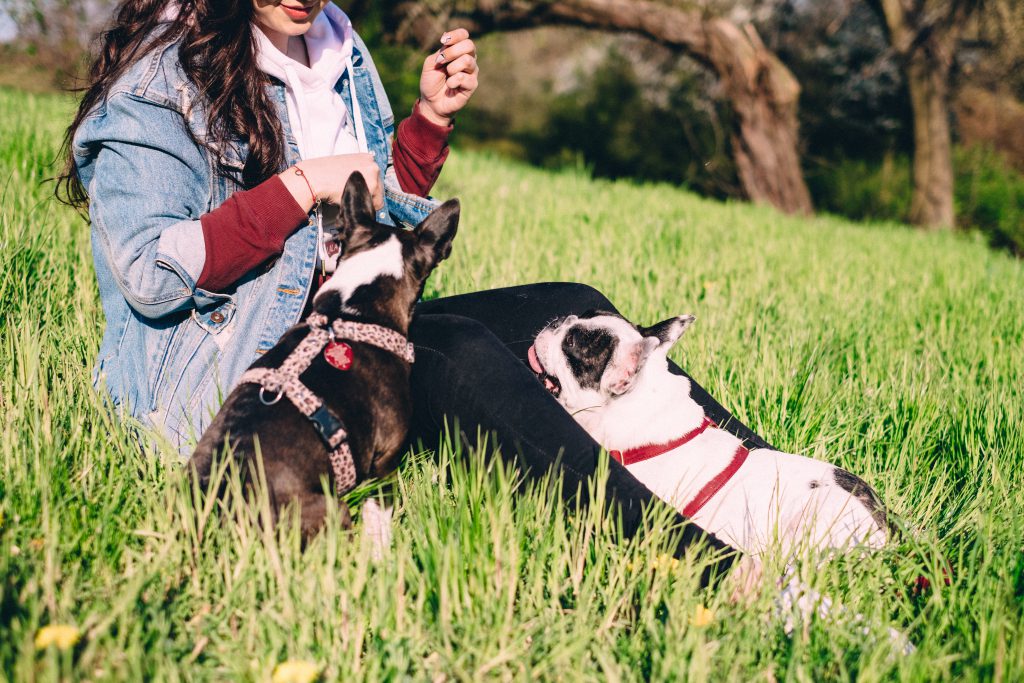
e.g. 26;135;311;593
254;4;361;160
253;3;370;271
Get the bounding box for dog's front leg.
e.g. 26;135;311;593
295;493;353;541
361;498;394;561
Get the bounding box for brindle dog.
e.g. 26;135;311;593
189;174;458;537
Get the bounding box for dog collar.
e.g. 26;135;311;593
609;416;717;466
609;416;750;518
307;313;415;364
237;313;415;495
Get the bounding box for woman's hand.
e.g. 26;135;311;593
418;28;479;126
727;555;764;605
279;153;384;214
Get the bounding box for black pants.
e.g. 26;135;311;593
408;283;767;582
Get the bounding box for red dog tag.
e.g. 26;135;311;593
324;341;353;371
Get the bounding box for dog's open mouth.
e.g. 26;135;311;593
528;344;562;397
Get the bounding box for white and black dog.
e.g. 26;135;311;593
530;311;920;652
190;174;458;539
529;310;891;557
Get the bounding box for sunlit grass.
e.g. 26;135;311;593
2;85;1022;680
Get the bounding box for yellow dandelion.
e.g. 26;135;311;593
629;554;681;574
272;659;320;683
653;553;680;573
34;624;81;650
690;604;715;628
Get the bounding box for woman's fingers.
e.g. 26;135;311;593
439;28;470;46
436;38;476;67
367;173;384;211
305;154;384;211
419;28;478;119
354;156;384;211
445;71;477;93
443;54;477;77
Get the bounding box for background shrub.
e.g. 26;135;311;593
806;146;1024;254
955;145;1024;255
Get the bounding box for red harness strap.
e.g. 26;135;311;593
609;416;716;466
681;444;750;518
609;416;751;519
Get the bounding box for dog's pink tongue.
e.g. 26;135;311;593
527;344;545;375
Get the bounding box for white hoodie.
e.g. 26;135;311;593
254;3;365;160
253;4;370;270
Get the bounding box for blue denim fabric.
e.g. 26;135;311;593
73;33;438;454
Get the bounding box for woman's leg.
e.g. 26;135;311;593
416;282;773;450
407;310;737;585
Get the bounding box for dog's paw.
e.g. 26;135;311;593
361;499;393;562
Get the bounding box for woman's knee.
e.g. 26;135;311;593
530;282;617;315
410;313;506;362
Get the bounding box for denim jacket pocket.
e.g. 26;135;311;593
192;298;236;335
148;313;213;424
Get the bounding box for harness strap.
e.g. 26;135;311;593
307;313;416;364
609;416;716;466
332;320;415;364
239;367;357;494
235;313;414;496
681;444;750;518
609;416;751;520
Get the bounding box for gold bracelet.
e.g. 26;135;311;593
292;165;317;204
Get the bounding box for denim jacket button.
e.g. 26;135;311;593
210;311;225;324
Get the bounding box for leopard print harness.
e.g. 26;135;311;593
238;312;415;495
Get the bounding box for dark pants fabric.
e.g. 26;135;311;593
407;283;769;582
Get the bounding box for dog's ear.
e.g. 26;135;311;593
638;315;695;350
340;172;376;240
415;198;460;268
606;337;660;396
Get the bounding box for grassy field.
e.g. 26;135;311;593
1;85;1023;681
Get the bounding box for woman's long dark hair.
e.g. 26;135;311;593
56;0;285;207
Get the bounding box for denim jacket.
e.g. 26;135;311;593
73;33;438;454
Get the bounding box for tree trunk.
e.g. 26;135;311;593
906;54;955;228
872;0;976;230
701;19;811;215
389;0;813;215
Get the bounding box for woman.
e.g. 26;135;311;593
61;0;767;582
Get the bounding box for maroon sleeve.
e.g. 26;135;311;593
196;174;308;292
392;100;453;197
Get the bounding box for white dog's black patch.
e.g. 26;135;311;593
833;468;891;532
562;324;618;389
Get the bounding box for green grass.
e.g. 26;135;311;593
2;85;1023;681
